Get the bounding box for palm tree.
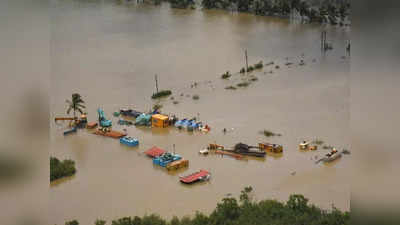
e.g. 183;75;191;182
66;93;85;119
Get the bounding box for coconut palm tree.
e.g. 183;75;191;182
66;93;85;119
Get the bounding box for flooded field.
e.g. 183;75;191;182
50;1;350;224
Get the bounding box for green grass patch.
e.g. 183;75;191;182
151;90;172;99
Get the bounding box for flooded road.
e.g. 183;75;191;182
50;1;350;224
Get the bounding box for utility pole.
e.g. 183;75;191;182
245;49;248;72
155;74;159;93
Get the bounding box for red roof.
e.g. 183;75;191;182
180;170;209;184
144;146;166;158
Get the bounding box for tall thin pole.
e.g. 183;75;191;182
245;49;248;72
155;74;159;93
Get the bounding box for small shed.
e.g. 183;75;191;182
151;114;169;128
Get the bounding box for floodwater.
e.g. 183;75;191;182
50;1;350;224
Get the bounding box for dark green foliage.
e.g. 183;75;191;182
50;157;76;182
221;71;231;79
169;0;195;9
260;129;281;137
239;67;246;73
200;0;350;25
192;94;200;100
254;61;263;69
95;219;106;225
152;90;172;99
66;93;85;117
246;66;254;72
65;220;79;225
67;187;349;225
237;82;250;87
225;86;237;90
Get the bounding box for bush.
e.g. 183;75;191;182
151;90;172;99
221;71;231;79
192;94;200;100
50;157;76;182
153;103;162;111
173;100;179;105
65;220;79;225
225;86;237;90
254;61;263;69
240;67;246;73
246;66;254;72
237;82;250;87
250;77;258;82
260;129;281;137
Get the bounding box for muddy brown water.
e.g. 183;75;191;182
49;1;350;224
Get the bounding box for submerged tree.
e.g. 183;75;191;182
66;93;85;118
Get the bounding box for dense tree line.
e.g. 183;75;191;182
64;186;349;225
201;0;350;24
50;157;76;181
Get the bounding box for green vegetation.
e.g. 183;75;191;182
246;65;254;72
152;90;172;99
237;82;250;87
50;157;76;182
95;219;106;225
201;0;350;25
65;220;79;225
153;103;163;111
192;94;200;100
240;67;246;73
168;0;195;9
173;100;179;104
254;61;263;69
225;85;237;90
260;129;281;137
64;187;349;225
221;71;231;79
66;93;85;118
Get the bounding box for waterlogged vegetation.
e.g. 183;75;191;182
50;157;76;182
152;90;172;99
260;129;282;137
237;81;250;87
201;0;350;25
63;187;349;225
221;71;232;79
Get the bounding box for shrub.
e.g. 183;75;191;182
225;86;237;90
221;71;231;79
153;103;162;111
237;82;250;87
240;67;246;73
192;95;200;100
151;90;172;99
260;129;281;137
254;61;263;69
246;66;254;72
50;157;76;182
173;100;179;105
250;77;258;82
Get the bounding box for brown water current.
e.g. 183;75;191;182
49;1;350;224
